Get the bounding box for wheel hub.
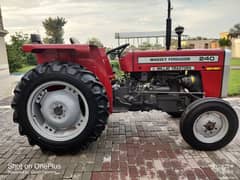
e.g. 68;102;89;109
40;90;81;129
204;121;217;131
27;81;90;142
193;111;229;144
53;104;64;116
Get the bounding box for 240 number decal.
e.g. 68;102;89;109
199;56;216;62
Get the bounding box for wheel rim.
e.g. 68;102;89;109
193;111;229;144
27;81;89;142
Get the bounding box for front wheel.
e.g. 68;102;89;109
180;98;239;151
12;62;109;153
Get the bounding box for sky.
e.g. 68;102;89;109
1;0;240;47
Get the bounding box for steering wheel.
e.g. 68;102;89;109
107;43;130;58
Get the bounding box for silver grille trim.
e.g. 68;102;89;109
221;49;231;97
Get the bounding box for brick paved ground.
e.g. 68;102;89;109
0;97;239;180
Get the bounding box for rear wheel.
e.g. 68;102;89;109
12;62;109;153
180;98;238;150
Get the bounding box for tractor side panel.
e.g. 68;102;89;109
121;49;225;97
23;44;114;112
200;71;223;97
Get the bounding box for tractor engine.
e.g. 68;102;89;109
113;71;202;112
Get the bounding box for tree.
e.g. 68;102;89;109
42;17;67;44
219;38;231;47
87;37;104;47
7;33;36;73
229;23;240;38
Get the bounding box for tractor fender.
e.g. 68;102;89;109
22;44;114;112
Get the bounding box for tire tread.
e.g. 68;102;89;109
11;61;109;153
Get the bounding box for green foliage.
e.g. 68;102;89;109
229;23;240;38
228;58;240;96
42;17;67;44
7;44;22;72
219;38;231;47
231;58;240;66
26;53;37;65
6;32;37;73
87;37;104;47
16;65;36;73
228;70;240;96
110;60;124;80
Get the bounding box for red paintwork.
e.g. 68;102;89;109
120;49;225;97
22;44;115;112
22;44;225;112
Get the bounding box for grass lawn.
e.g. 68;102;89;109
16;65;36;73
228;70;240;96
231;58;240;66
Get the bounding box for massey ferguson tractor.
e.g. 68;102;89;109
12;0;239;153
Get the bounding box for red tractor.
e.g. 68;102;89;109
12;1;239;153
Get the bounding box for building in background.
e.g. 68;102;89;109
232;38;240;58
182;39;219;49
0;7;8;73
219;32;240;58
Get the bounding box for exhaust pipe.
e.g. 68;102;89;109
166;0;172;50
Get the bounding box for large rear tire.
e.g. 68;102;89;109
12;62;109;153
180;98;238;151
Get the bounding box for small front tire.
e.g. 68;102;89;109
180;98;239;151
